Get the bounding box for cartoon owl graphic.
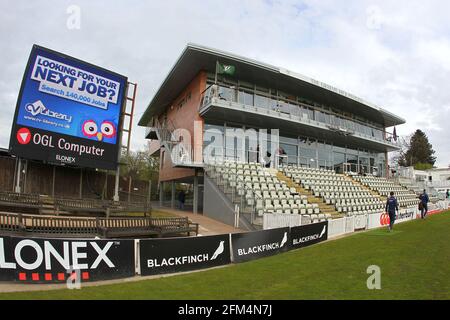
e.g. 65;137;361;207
80;118;117;143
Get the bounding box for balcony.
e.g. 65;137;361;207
199;85;401;153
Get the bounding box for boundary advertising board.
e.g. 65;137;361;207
9;45;128;170
139;234;231;276
289;221;328;249
0;236;135;283
368;208;415;229
231;228;290;263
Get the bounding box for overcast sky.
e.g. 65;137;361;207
1;0;449;166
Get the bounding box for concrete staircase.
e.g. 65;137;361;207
276;170;343;219
204;174;260;231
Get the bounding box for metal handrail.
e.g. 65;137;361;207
205;82;394;141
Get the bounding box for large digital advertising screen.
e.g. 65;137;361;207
9;45;128;170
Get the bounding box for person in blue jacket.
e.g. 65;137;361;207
419;189;429;219
385;191;399;232
178;189;186;210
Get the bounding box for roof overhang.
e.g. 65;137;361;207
138;44;406;128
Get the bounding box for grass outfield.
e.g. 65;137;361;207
2;211;450;300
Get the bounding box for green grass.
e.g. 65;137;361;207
150;210;178;218
2;211;450;300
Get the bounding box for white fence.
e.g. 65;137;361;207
263;202;449;235
354;214;367;230
327;216;355;238
263;213;302;229
436;200;449;210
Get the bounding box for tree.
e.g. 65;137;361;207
398;129;436;167
119;144;161;202
413;162;433;170
120;150;146;202
390;134;411;168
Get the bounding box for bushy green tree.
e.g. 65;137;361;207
398;129;436;167
413;162;434;170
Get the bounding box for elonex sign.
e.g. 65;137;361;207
0;238;114;271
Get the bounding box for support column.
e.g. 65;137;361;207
193;170;199;214
23;160;28;194
79;168;83;199
102;171;108;200
385;151;389;178
148;180;152;207
15;158;21;193
171;181;176;209
113;166;120;202
52;165;56;197
159;182;164;207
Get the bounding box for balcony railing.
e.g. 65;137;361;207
200;83;400;148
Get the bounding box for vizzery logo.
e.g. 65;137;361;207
25;100;72;123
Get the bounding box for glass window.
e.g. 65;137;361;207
244;128;259;163
317;142;332;161
238;90;254;106
299;147;316;167
218;86;236;102
373;128;383;140
299;106;311;120
279;143;298;165
203;124;224;162
280;135;298;145
333;145;346;154
316;111;330;124
359;157;369;174
345;119;355;131
299;136;315;149
277;100;290;114
269;97;278;110
330;115;337;126
333;152;345;173
255;93;270;109
224;126;244;161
